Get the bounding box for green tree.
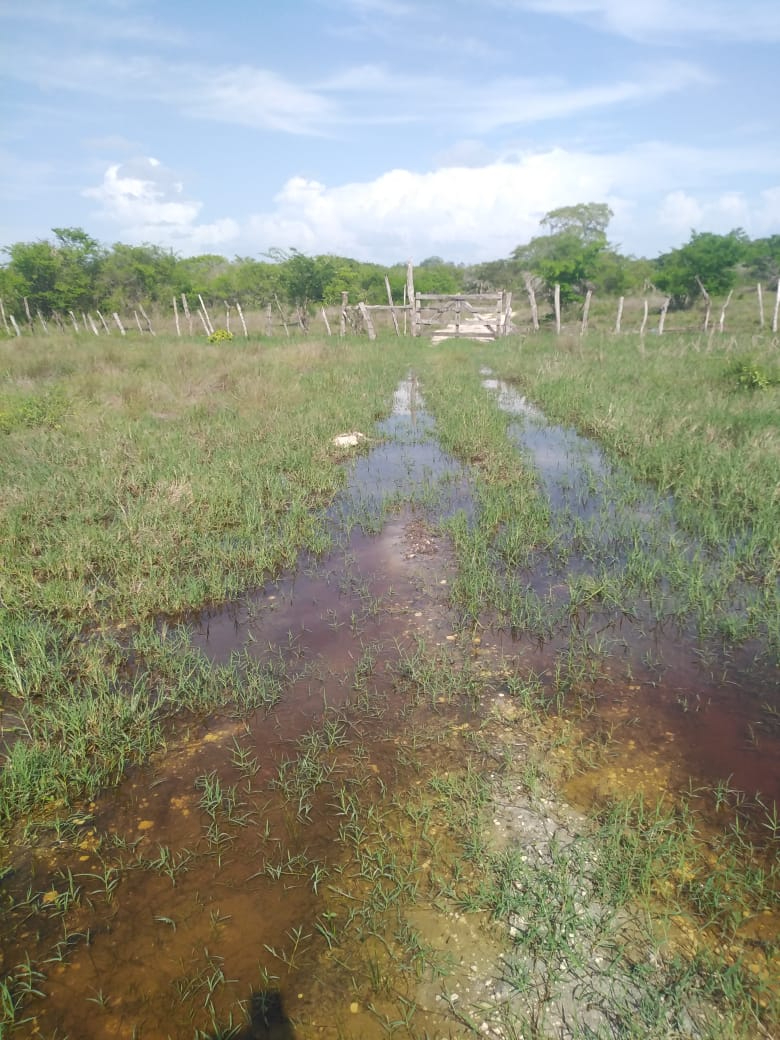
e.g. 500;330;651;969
540;202;613;243
51;227;104;312
96;242;178;310
512;202;615;303
743;234;780;288
655;229;749;307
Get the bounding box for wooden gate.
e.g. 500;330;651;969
413;292;512;342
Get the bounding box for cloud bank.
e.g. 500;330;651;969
84;146;780;262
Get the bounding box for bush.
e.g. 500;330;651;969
208;328;234;343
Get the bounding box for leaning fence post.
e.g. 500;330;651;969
554;284;561;334
719;290;733;333
198;294;214;335
9;314;21;337
340;292;348;337
181;294;193;335
138;304;154;335
358;302;376;341
384;276;400;336
236;301;248;338
112;312;126;336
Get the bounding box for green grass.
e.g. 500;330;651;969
0;331;417;830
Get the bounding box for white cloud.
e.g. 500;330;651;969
503;0;780;42
245;142;780;261
83;158;238;248
190;66;334;135
656;188;777;247
81;144;780;262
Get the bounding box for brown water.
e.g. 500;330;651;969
1;373;778;1039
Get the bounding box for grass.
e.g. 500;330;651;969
0;331;417;830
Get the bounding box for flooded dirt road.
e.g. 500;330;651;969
1;373;777;1039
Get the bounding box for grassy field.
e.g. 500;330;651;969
0;327;778;1038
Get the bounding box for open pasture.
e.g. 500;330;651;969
0;329;778;1039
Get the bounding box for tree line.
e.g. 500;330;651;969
2;205;779;322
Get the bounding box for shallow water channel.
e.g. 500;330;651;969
1;372;778;1039
480;373;779;808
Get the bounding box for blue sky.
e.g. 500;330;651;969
1;0;779;263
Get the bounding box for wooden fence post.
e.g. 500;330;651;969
139;304;155;335
69;310;80;332
503;291;513;335
198;295;213;335
197;308;210;335
273;295;290;337
9;314;21;337
524;274;539;332
773;282;780;333
580;289;592;337
639;300;649;339
406;261;415;335
0;297;9;335
96;310;111;335
113;312;126;336
134;310;143;334
181;294;193;334
658;297;670;335
719;290;733;332
695;276;711;330
757;283;764;328
224;301;231;334
173;297;181;336
358;302;376;340
236;302;248;338
36;309;49;334
615;296;624;333
321;307;332;336
413;293;423;337
87;313;100;336
384;276;400;335
554;284;561;334
340;292;348;336
266;303;273;336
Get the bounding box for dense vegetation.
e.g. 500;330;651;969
2;204;780;321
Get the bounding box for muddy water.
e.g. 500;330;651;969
481;374;780;807
2;372;779;1039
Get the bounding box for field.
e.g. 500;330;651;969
0;327;778;1039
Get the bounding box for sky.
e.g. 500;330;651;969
1;0;779;265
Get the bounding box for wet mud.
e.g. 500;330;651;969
1;373;778;1039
